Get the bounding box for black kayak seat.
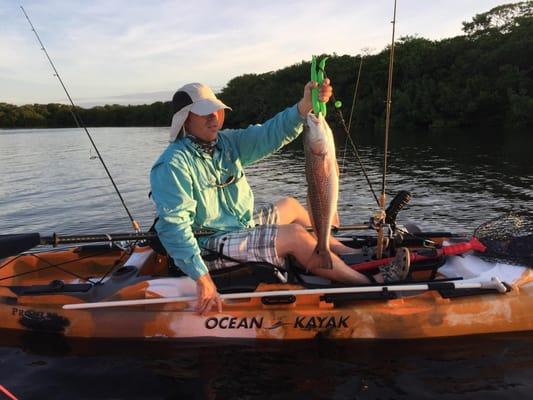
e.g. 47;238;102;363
211;262;284;293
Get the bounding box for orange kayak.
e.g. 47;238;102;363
1;242;532;340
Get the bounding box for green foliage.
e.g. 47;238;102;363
1;2;532;130
0;101;174;128
462;1;533;36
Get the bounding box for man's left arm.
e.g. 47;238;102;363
223;79;331;166
225;104;305;167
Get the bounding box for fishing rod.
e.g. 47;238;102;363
20;6;141;233
375;0;398;259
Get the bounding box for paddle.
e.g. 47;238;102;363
3;212;529;266
349;211;533;272
63;277;508;310
0;221;379;261
0;232;149;259
0;190;416;259
0;224;446;261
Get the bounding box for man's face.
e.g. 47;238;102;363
184;109;225;142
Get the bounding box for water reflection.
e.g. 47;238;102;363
2;329;533;399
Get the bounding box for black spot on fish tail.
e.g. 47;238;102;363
307;247;333;270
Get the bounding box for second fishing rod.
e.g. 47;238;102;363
20;6;141;232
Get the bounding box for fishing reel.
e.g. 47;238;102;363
366;191;412;257
385;190;412;231
370;191;411;228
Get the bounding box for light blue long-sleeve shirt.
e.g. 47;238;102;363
150;104;305;280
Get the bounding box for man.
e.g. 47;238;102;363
150;80;409;315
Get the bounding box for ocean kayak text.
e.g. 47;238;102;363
204;316;350;330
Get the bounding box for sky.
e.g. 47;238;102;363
1;0;508;106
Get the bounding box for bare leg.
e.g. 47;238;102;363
275;224;371;284
274;197;359;255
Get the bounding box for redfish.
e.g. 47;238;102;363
304;113;339;269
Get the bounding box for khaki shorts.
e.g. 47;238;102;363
201;204;285;271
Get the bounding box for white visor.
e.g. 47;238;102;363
168;82;232;142
190;98;231;116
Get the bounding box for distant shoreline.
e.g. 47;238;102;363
2;3;532;131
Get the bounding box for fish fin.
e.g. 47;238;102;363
306;195;317;233
310;146;327;157
324;155;332;175
307;246;334;270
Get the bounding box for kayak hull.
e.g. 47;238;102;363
2;245;533;341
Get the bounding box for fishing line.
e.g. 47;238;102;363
330;92;380;206
321;65;380;207
20;6;141;232
339;54;365;174
347;56;364;133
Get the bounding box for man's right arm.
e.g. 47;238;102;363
150;159;209;280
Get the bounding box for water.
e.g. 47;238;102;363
0;126;532;399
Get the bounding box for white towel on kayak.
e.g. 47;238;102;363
438;253;527;284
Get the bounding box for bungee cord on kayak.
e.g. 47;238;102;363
20;6;141;233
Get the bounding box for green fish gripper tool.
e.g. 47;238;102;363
311;55;328;116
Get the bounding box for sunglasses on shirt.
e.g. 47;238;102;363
211;175;236;188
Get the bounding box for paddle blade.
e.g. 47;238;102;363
474;211;533;265
0;233;41;258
